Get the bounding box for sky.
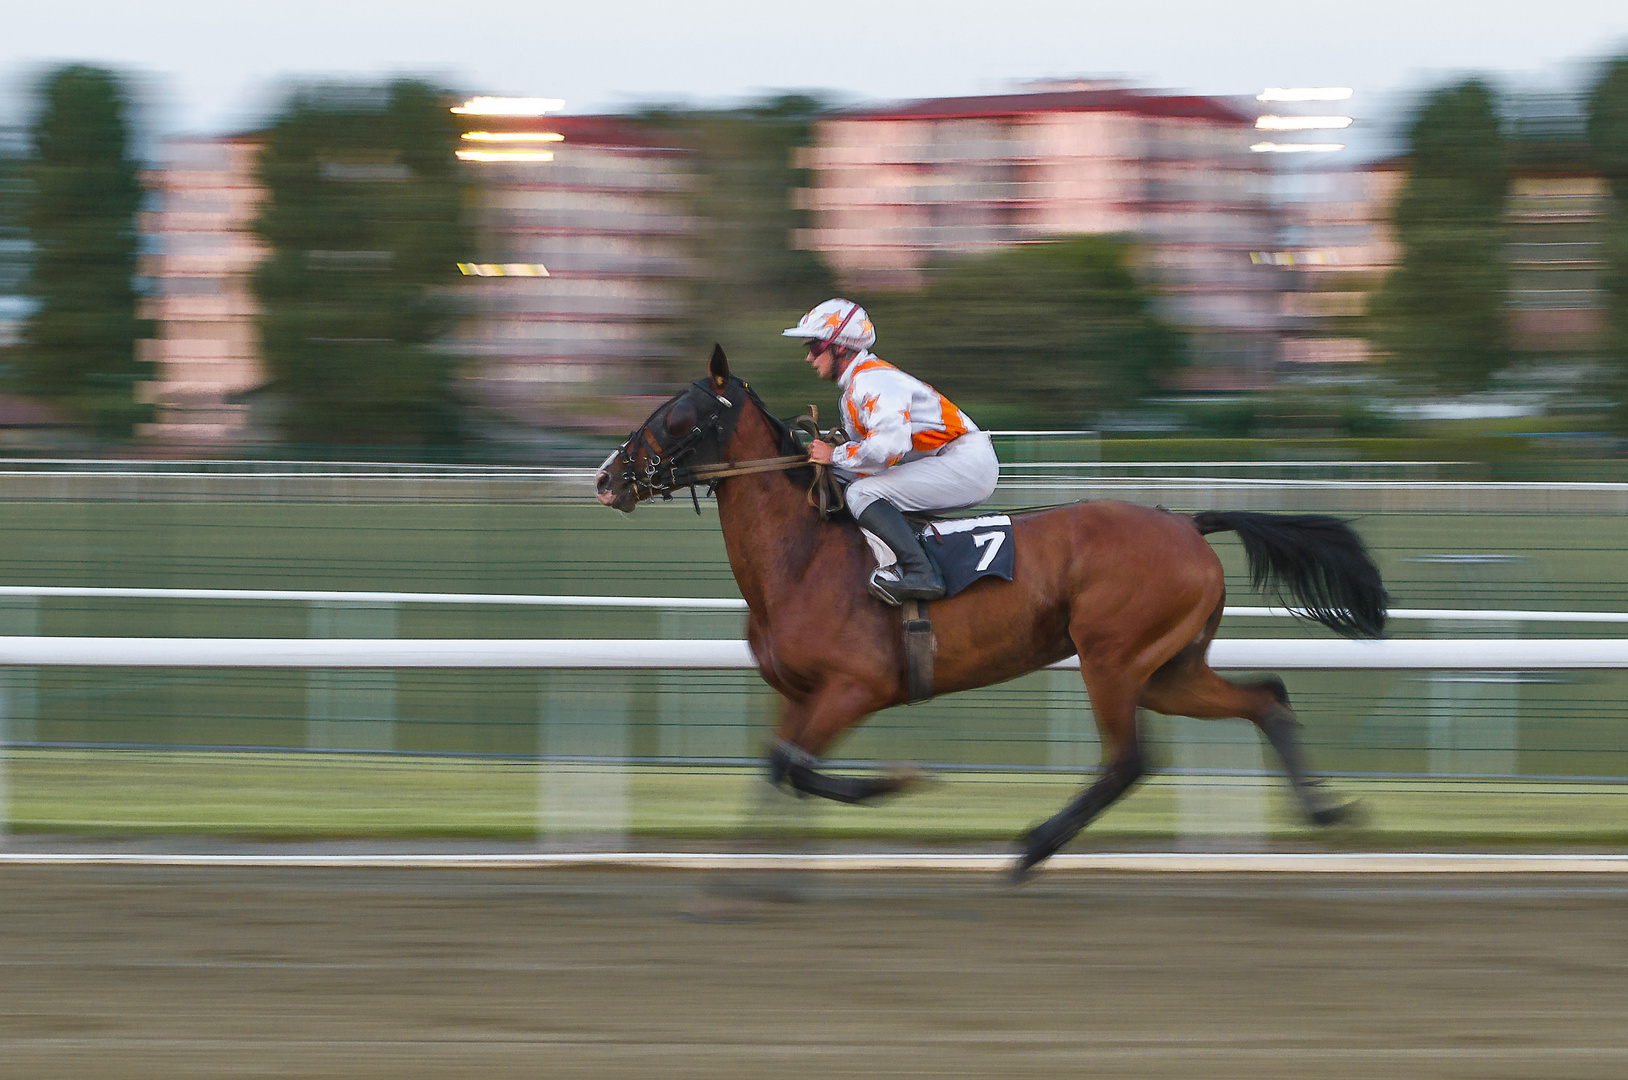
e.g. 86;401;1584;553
4;0;1628;138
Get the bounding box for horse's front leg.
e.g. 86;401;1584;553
767;680;917;805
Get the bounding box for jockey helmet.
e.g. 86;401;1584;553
782;298;876;351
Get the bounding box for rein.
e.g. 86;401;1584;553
687;455;807;480
614;381;844;517
687;450;844;517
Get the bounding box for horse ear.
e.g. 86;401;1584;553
709;343;729;388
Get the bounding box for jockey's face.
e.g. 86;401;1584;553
805;340;849;381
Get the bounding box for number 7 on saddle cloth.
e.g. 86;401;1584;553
920;514;1015;599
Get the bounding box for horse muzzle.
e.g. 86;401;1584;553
595;451;637;511
595;469;635;511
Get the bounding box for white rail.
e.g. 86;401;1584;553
2;636;1628;670
2;586;1627;624
0;586;747;610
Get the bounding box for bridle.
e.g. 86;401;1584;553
607;376;842;516
612;378;740;507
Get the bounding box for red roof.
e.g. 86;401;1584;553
835;88;1253;126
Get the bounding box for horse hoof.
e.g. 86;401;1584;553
1008;826;1061;885
1311;798;1366;828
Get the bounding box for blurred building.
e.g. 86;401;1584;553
1505;173;1610;356
136;135;266;444
134;116;698;448
792;86;1282;387
1271;162;1404;366
0;126;27;354
450;114;698;437
1273;164;1611;372
1502;83;1612;352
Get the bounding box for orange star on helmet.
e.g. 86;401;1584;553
822;311;845;330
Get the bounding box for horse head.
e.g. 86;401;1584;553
596;344;766;512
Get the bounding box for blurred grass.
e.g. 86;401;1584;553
5;749;1627;847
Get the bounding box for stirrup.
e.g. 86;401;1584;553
868;566;905;606
867;565;944;606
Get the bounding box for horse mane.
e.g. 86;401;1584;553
743;384;804;458
731;378;819;476
723;377;856;524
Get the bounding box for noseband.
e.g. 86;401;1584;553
609;378;749;508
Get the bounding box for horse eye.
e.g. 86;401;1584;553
664;400;697;437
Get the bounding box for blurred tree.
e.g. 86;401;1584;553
1370;80;1510;394
254;80;471;447
1587;57;1628;428
19;65;151;437
864;236;1184;427
1587;56;1628;200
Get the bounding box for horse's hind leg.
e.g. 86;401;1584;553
1013;669;1145;881
1140;644;1358;827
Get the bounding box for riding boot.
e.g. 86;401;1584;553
857;501;946;606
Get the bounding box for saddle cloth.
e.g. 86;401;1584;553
921;514;1015;599
861;513;1015;600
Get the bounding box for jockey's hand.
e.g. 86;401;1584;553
807;439;834;465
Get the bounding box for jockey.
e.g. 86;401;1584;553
784;298;999;605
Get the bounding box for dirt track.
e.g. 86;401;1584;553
2;866;1626;1079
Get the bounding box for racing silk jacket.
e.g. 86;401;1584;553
831;352;979;476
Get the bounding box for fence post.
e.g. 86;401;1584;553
0;597;40;848
537;674;630;849
1412;556;1524;777
1428;617;1520;776
657;609;750;760
306;601;397;751
0;598;39;746
0;673;6;848
1046;668;1097;771
1171;714;1266;849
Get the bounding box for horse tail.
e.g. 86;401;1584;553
1191;510;1388;639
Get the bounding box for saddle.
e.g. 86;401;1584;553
794;407;1015;705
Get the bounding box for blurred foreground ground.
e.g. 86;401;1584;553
1;867;1625;1079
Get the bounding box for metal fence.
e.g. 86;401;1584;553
1;465;1626;846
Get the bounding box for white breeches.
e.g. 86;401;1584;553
841;431;1000;518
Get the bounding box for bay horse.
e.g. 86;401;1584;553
596;348;1388;879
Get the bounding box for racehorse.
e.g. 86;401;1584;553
596;348;1388;878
